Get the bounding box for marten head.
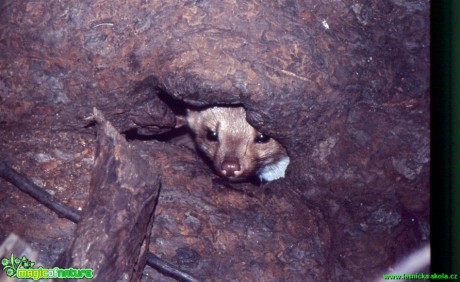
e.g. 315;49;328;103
187;106;288;182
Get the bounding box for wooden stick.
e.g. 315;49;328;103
0;156;200;281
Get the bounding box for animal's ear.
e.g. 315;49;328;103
187;107;201;117
185;109;198;127
175;115;187;128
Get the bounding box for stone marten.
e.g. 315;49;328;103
187;106;290;182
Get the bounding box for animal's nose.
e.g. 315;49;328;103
221;159;241;177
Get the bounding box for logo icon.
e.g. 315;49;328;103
2;253;35;278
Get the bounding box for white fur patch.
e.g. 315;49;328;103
258;156;290;182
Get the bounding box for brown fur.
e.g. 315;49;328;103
187;106;288;182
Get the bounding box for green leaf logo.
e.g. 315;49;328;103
1;253;18;278
1;253;36;278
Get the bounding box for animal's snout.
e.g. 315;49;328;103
221;159;241;177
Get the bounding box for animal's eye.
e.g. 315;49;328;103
254;133;270;144
206;129;218;142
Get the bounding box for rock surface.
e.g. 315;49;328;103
0;0;429;280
